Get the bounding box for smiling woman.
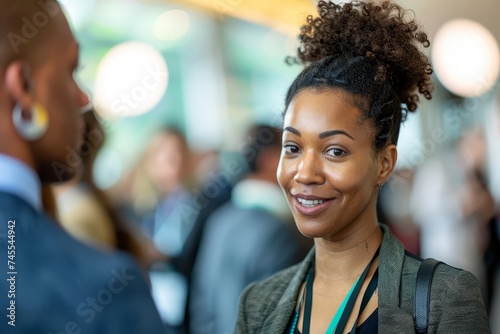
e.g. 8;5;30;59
280;89;383;240
235;1;491;334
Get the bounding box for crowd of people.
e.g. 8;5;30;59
0;0;498;333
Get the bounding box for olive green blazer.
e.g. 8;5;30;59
235;224;491;333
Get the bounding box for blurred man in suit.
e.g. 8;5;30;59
0;1;165;333
189;125;311;334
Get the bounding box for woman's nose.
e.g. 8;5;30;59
294;151;324;185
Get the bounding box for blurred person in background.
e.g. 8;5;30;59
486;186;500;331
107;129;237;333
411;128;496;298
377;169;421;255
236;1;490;333
41;183;59;220
171;149;235;283
53;110;164;270
136;127;197;331
190;125;311;334
484;193;500;318
171;149;237;334
140;127;194;258
0;1;164;333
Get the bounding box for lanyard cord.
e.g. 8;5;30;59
325;274;361;334
292;247;380;334
347;268;379;334
289;280;307;334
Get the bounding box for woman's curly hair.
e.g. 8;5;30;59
284;0;434;151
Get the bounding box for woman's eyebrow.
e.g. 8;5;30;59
284;126;301;136
284;127;355;140
319;130;355;140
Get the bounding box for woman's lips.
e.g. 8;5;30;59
292;196;334;216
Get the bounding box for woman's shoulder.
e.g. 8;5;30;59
399;253;490;332
236;263;304;333
242;262;302;303
401;251;482;291
430;260;484;298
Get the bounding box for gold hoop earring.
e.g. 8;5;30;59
12;102;49;141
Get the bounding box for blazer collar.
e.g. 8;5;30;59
378;224;410;328
260;224;406;333
378;224;406;305
0;154;42;211
261;247;315;333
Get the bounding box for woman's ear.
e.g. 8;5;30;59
5;61;33;108
377;144;397;186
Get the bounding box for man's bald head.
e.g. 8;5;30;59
0;0;63;68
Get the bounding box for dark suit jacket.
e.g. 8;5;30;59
236;224;491;333
0;192;165;334
190;202;309;334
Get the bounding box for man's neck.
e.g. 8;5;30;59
0;130;36;172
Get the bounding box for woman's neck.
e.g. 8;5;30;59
313;222;382;282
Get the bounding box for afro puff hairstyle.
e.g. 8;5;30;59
284;0;434;151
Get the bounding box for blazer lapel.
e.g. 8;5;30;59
261;248;315;333
259;225;413;333
379;224;405;305
378;224;415;333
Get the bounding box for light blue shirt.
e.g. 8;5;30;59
0;153;42;211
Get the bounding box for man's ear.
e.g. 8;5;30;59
377;144;397;186
5;61;33;109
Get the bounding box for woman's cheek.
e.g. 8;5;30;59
277;159;292;188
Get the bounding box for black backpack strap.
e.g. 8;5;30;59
414;258;442;334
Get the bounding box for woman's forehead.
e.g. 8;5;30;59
283;88;375;140
285;89;360;123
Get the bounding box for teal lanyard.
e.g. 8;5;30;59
290;247;380;334
325;275;361;333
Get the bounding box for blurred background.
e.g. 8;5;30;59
54;0;500;332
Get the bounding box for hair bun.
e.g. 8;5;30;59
293;0;433;111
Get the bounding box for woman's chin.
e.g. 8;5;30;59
294;219;334;239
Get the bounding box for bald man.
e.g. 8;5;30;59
0;1;165;333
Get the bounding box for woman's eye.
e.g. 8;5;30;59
283;145;300;154
326;148;345;157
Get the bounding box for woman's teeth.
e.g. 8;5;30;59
297;198;325;207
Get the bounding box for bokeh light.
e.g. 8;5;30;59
153;10;190;41
432;19;500;98
93;42;169;119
